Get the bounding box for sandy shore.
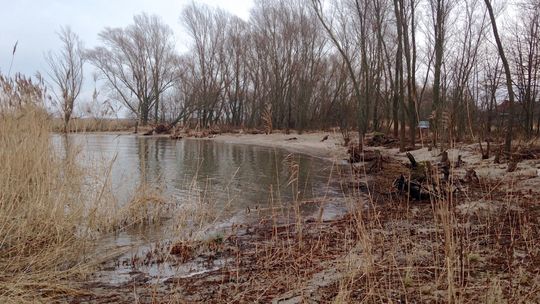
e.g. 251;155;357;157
198;131;350;162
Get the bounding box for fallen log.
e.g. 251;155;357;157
393;175;431;200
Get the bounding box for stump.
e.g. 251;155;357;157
368;150;383;173
348;143;362;163
454;155;464;168
462;169;479;184
439;151;450;181
507;159;518;172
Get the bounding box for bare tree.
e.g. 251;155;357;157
311;0;370;139
393;0;406;149
484;0;515;153
45;26;84;132
86;13;177;131
510;1;540;138
446;0;488;141
479;52;502;138
429;0;454;148
181;3;230;127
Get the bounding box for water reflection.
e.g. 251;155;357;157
53;134;345;212
52;134;349;283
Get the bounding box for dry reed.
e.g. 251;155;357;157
0;73;150;302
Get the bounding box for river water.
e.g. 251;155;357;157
54;134;349;283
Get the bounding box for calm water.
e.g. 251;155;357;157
57;134;344;208
54;134;348;283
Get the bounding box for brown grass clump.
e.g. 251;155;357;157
262;105;273;135
120;184;168;227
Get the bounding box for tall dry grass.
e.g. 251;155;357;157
328;146;540;303
0;104;94;302
0;74;142;302
51;117;136;133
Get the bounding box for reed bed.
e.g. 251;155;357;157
51;117;136;133
0;104;93;302
0;74;167;303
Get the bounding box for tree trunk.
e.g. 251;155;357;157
394;0;405;150
432;0;446;148
484;0;515;153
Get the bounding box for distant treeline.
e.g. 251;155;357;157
44;0;539;147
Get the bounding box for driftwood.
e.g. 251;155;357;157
249;129;265;135
348;147;380;163
154;124;170;134
479;139;490;159
405;153;432;183
406;152;418;167
512;146;540;161
507;159;518;172
494;150;501;164
143;124;173;136
367;133;399;147
348;143;362;163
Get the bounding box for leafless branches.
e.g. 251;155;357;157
45;26;84;132
86;13;177;130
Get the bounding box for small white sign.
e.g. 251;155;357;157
418;121;430;129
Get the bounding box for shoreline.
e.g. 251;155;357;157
61;130;352;163
201;132;349;163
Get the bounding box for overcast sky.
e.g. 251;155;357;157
0;0;253;78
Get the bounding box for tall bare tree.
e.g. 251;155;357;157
181;3;230;127
429;0;454;147
510;1;540;138
86;13;177;131
45;26;84;132
311;0;370;139
484;0;515;153
447;0;488;141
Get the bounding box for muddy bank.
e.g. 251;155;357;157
74;212;359;303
